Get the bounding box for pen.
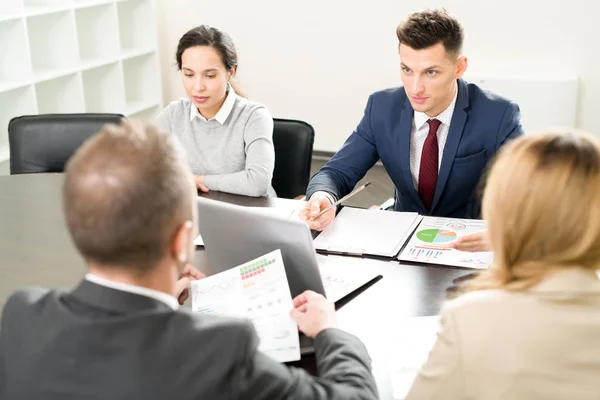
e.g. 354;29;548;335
311;181;372;220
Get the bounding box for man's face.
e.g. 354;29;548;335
399;42;467;117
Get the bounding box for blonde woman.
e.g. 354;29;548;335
406;131;600;399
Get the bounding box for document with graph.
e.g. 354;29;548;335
397;216;493;269
190;249;300;362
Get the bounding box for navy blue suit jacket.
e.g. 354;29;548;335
306;79;524;218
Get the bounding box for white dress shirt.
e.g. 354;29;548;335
409;90;458;189
85;273;179;310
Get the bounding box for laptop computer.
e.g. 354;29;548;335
196;196;382;353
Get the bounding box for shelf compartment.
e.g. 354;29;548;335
75;3;120;63
122;53;159;110
27;10;80;77
35;73;85;114
117;0;154;52
0;0;24;21
0;19;32;89
0;85;37;161
82;62;126;113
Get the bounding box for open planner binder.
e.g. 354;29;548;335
313;207;423;258
314;208;493;269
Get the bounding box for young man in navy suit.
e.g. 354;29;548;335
301;8;524;233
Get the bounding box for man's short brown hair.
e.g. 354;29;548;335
63;120;194;273
396;8;464;58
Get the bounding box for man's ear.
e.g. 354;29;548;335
456;56;468;79
171;221;194;264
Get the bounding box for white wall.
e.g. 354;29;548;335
155;0;600;152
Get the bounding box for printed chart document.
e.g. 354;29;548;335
389;316;440;399
191;249;300;362
313;207;422;258
194;205;303;246
398;216;493;269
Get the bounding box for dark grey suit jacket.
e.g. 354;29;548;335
0;280;378;399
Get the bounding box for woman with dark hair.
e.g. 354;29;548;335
156;25;275;197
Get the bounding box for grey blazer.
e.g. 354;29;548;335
0;280;378;399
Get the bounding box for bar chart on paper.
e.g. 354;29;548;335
405;247;451;262
240;256;272;288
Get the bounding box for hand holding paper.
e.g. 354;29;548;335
191;250;301;362
175;264;206;305
290;290;337;338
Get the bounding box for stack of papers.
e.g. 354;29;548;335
397;216;493;269
313;207;422;258
191;249;300;362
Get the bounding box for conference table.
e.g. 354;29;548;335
0;173;473;399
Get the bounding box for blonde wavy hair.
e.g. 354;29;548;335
468;131;600;292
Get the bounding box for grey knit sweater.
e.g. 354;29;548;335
155;93;275;197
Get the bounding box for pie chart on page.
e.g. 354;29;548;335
416;228;457;244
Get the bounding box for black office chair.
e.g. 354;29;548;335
271;118;315;199
8;113;125;174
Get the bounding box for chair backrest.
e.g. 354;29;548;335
8;113;125;174
272;118;315;199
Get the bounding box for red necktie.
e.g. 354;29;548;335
418;119;442;210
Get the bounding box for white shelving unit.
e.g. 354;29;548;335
28;11;80;80
117;0;155;53
0;2;25;21
36;73;85;114
123;53;159;115
0;19;32;92
82;63;126;113
75;3;119;64
0;87;37;161
0;0;163;164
